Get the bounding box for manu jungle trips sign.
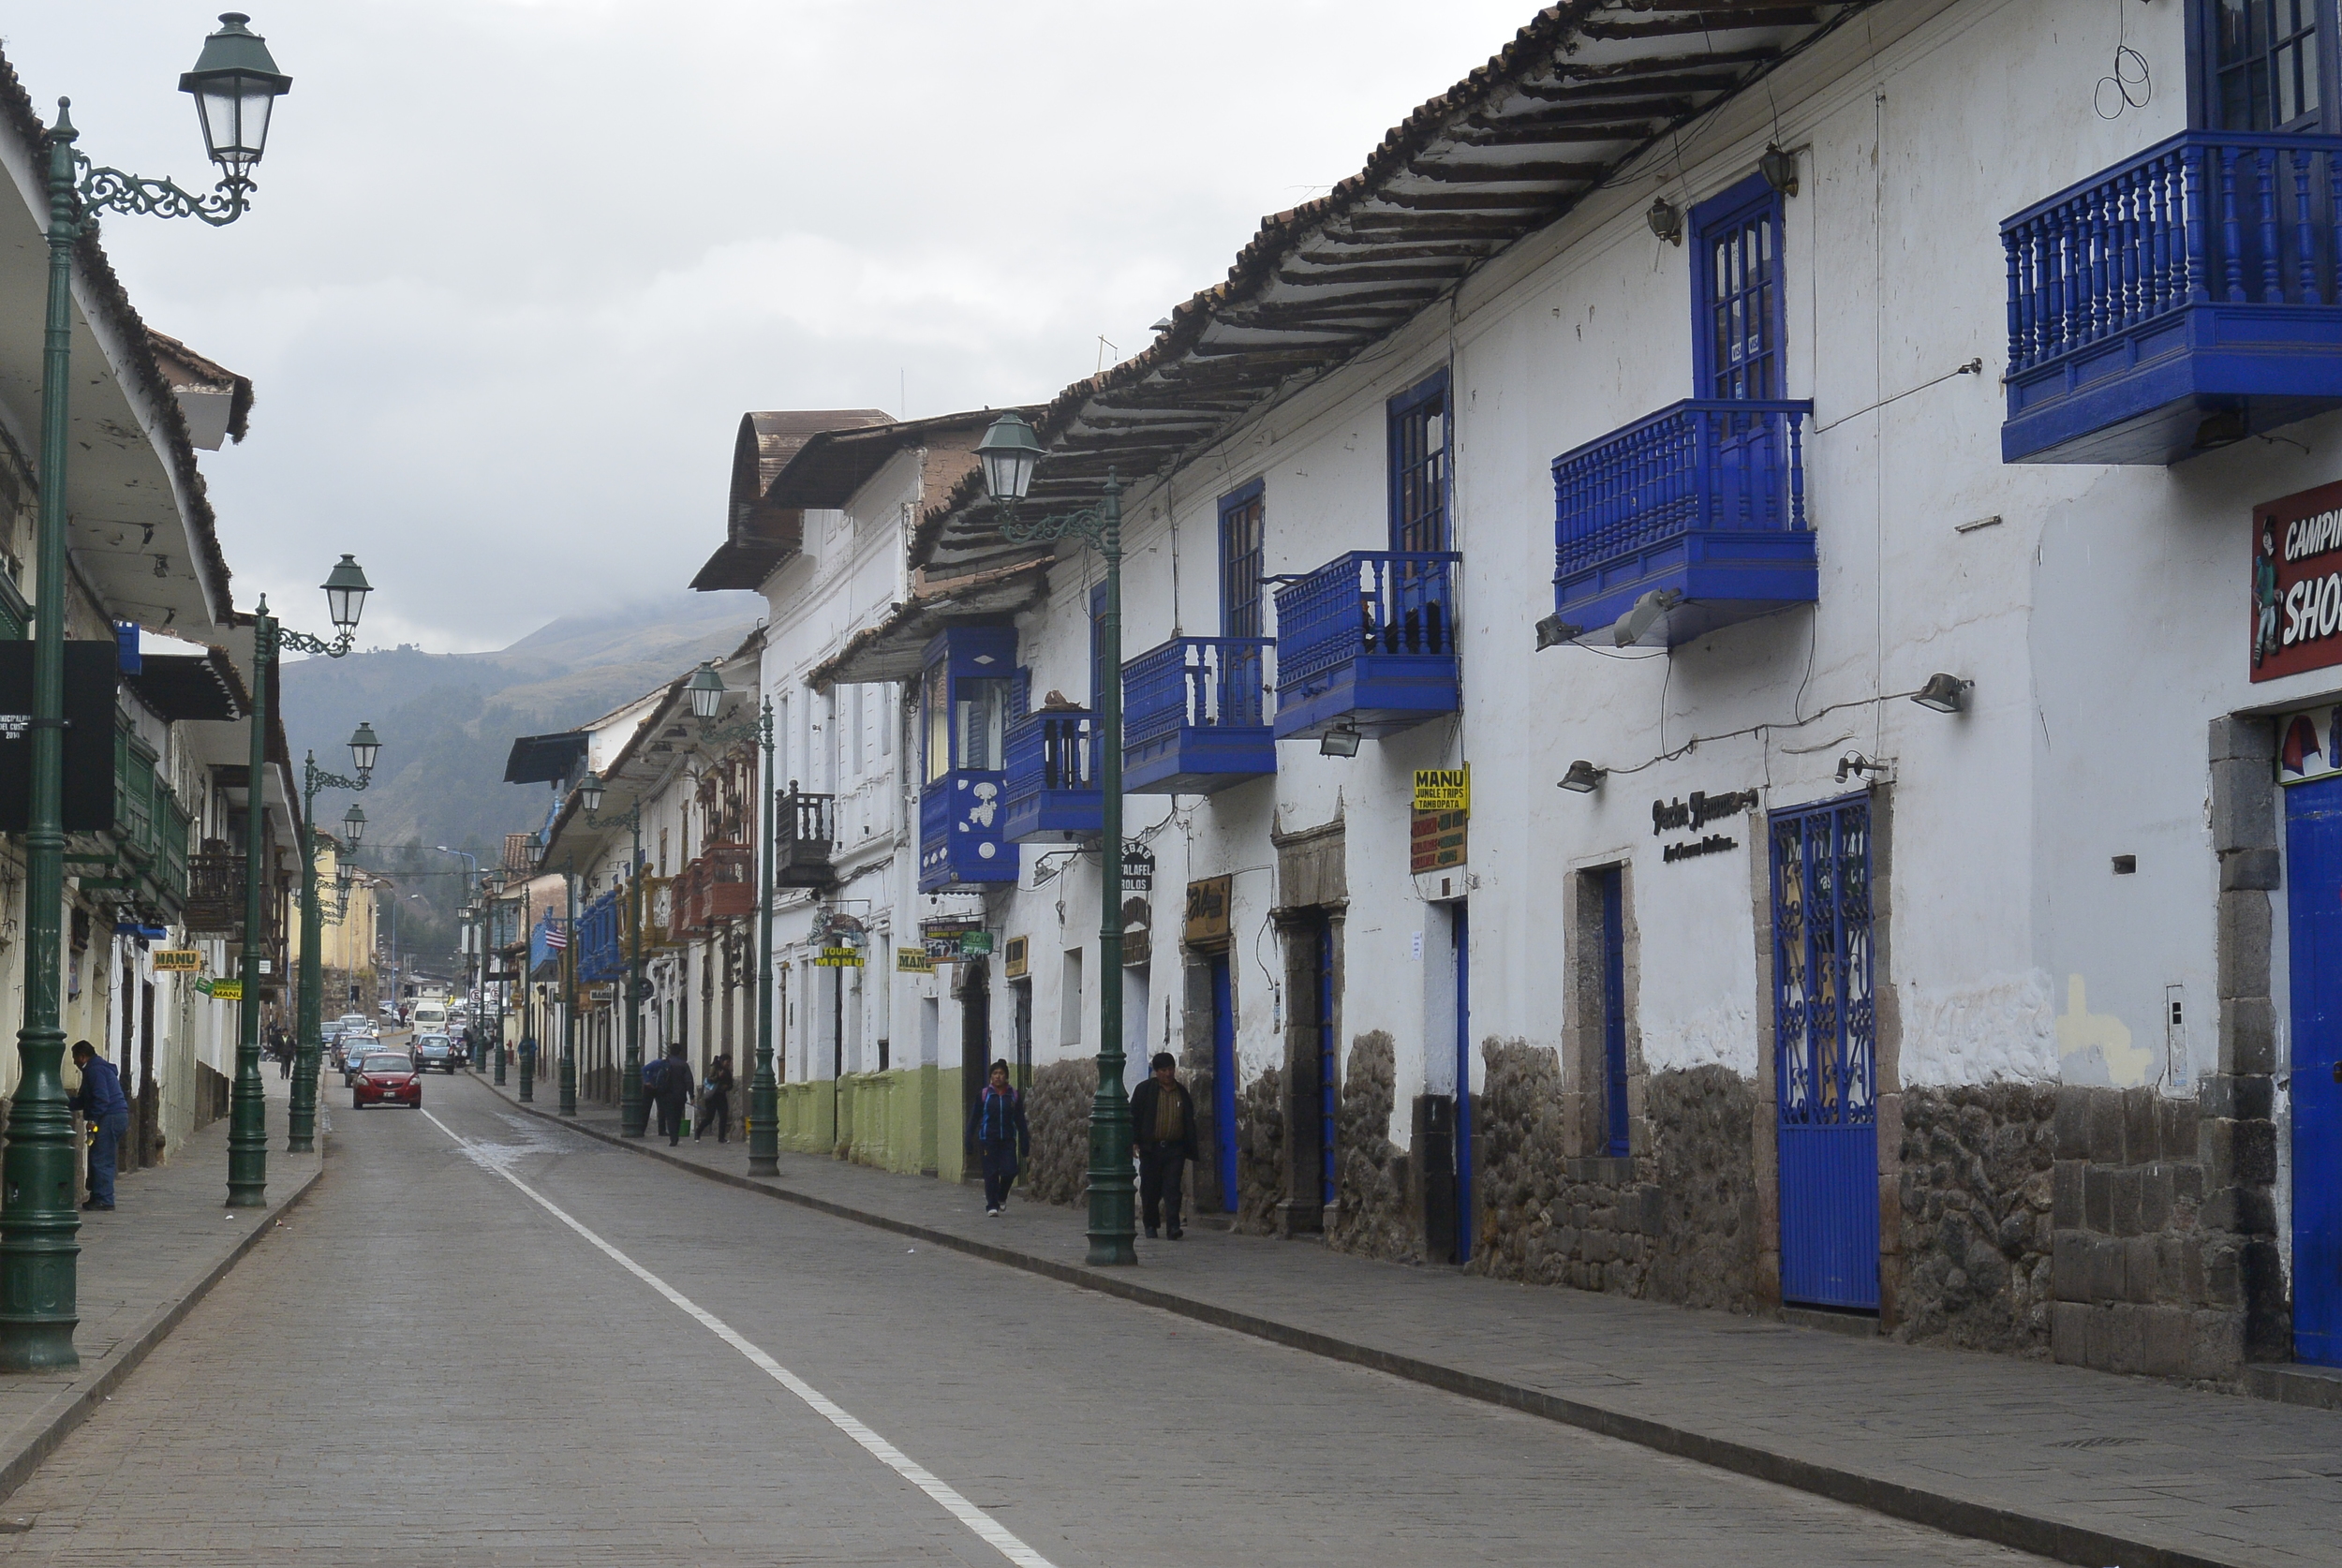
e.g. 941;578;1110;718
2251;479;2342;681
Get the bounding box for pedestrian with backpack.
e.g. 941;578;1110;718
964;1059;1030;1217
697;1053;735;1143
651;1044;693;1146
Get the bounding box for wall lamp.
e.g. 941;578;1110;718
1534;613;1579;651
1558;760;1607;793
1319;725;1362;758
1835;751;1894;784
1910;673;1973;713
1646;194;1683;245
1760;143;1800;197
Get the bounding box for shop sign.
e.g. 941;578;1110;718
1184;876;1231;944
2251;478;2342;681
210;979;244;1001
815;946;864;968
2277;704;2342;785
153;949;200;973
960;929;994;956
1409;808;1467;874
1122;842;1155;892
1002;935;1029;979
1651;789;1757;836
897;949;934;973
923;936;961;961
1413;766;1470;813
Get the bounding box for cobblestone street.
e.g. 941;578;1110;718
0;1076;2062;1566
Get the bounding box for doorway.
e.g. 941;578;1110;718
2285;776;2342;1366
1312;914;1336;1209
1770;794;1880;1310
960;960;991;1174
1450;901;1473;1261
1210;954;1237;1211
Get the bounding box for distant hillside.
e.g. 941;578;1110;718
275;594;763;972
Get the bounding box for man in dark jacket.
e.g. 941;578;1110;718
69;1041;130;1211
651;1045;693;1146
964;1060;1030;1217
1129;1052;1198;1239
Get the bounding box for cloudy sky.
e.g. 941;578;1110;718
6;1;1536;652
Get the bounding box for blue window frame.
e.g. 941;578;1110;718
1219;481;1265;639
1387;370;1449;553
2201;0;2334;130
1692;175;1786;401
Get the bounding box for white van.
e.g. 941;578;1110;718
412;1000;447;1034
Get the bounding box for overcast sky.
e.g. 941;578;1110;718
6;1;1534;653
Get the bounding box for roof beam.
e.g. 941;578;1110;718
1579;12;1816;41
1550;44;1781;79
1403;159;1608;184
1370;189;1574;212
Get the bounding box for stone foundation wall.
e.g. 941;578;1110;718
1894;1084;2056;1354
1233;1065;1285;1235
1327;1032;1414;1262
1022;1058;1093;1206
1475;1045;1759;1311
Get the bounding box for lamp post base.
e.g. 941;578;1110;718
748;1083;778;1176
558;1055;576;1116
0;1315;77;1372
517;1054;533;1103
286;1045;319;1153
493;1049;506;1087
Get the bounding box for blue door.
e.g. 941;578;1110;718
2285;777;2342;1366
1771;795;1880;1309
1211;954;1238;1213
1453;902;1473;1261
1314;915;1337;1210
1599;869;1630;1158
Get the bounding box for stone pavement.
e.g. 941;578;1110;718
492;1078;2341;1568
0;1063;322;1507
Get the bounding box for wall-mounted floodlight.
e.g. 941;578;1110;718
1558;760;1607;793
1534;613;1578;651
1911;673;1972;713
1319;725;1362;758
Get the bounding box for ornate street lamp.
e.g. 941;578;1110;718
976;411;1137;1266
0;10;293;1373
288;722;382;1156
674;667;780;1176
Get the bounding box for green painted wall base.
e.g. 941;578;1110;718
775;1066;964;1180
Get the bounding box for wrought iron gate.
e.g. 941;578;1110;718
1771;793;1880;1309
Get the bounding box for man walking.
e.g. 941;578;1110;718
69;1041;130;1212
964;1060;1029;1217
1129;1052;1197;1239
651;1045;693;1146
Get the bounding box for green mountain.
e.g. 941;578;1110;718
274;595;763;978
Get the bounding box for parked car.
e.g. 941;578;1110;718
338;1036;381;1084
350;1052;420;1110
412;1035;458;1073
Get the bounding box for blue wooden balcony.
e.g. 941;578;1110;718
1123;636;1275;794
1002;706;1100;843
2003;131;2342;464
1272;552;1461;741
577;889;623;983
1550;399;1816;648
919;770;1014;891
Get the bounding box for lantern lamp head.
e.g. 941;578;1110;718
1646;194;1683;245
579;772;606;813
321;554;370;632
179;13;291;182
347;720;380;777
975;412;1044;504
341;802;366;845
686;662;726;722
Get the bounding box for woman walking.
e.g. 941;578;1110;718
697;1053;735;1143
963;1060;1030;1217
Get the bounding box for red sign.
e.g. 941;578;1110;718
2253;479;2342;681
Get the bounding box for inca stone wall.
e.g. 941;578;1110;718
1894;1083;2056;1354
1475;1043;1758;1311
1327;1032;1414;1262
1233;1065;1285;1235
1021;1058;1093;1206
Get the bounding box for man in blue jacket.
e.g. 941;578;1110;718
69;1041;130;1211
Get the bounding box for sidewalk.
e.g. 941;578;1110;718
482;1076;2337;1568
0;1067;322;1510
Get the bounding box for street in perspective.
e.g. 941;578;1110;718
0;3;2333;1565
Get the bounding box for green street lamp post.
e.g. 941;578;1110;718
559;867;578;1117
516;833;541;1102
665;672;778;1177
289;724;379;1153
491;871;511;1087
238;573;369;1200
975;414;1135;1266
576;774;648;1138
0;10;293;1372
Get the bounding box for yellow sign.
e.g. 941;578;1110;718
815;946;864;969
210;979;245;1002
153;950;201;973
1002;935;1029;980
896;949;934;973
1413;766;1470;814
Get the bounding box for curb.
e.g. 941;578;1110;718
0;1152;326;1509
486;1080;2246;1568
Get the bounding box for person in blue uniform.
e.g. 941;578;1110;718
70;1041;130;1211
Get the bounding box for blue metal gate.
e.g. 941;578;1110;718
2284;777;2342;1366
1210;954;1238;1213
1452;902;1473;1261
1771;794;1880;1309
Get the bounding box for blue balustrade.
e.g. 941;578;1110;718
1123;635;1276;794
578;889;624;983
1002;706;1101;842
2003;130;2342;463
1273;551;1461;740
1549;399;1816;647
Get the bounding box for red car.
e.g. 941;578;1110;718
351;1052;422;1110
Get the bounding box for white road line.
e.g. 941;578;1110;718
419;1108;1057;1568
